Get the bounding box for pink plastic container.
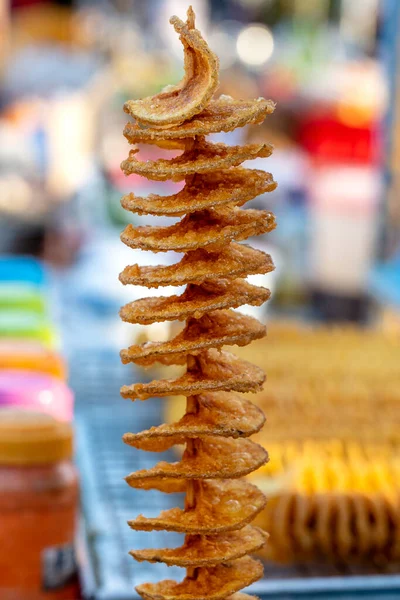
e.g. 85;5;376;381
0;371;73;422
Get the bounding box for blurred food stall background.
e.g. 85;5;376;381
1;0;400;598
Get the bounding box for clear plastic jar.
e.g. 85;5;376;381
0;410;79;599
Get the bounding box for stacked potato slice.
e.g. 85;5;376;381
119;8;277;600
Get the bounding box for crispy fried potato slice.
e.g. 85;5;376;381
120;140;273;182
120;348;265;400
132;479;186;494
120;243;274;288
130;525;268;566
123;10;219;127
120;209;276;253
123;392;266;452
127;477;187;494
125;436;268;488
128;479;266;533
121;310;266;367
121;169;276;217
119;279;270;325
146;139;187;150
124;96;275;142
135;556;263;600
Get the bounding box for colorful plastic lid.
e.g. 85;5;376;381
0;409;73;465
0;310;55;347
0;344;66;379
0;256;47;286
0;283;47;314
0;371;73;422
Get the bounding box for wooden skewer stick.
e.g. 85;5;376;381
185;356;199;579
185;368;198;511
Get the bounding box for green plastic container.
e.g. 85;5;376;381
0;310;56;347
0;284;47;315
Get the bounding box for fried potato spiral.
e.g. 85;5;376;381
119;7;276;598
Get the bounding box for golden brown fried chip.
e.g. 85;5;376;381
131;478;186;494
121;310;266;367
120;348;265;400
120;243;274;288
128;477;187;494
119;279;270;325
124;96;275;142
123;391;265;452
120;140;273;182
146;139;187;150
135;556;263;600
128;479;266;533
120;208;276;253
121;169;276;217
123;10;219;127
130;525;268;566
125;436;268;488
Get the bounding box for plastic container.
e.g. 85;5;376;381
0;371;73;422
309;164;380;294
0;310;56;347
0;410;79;599
0;255;47;287
0;283;47;314
0;343;66;379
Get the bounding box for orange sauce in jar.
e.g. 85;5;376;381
0;410;79;600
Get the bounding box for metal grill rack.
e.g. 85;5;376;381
71;350;400;600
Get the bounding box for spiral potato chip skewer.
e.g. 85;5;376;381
119;8;276;599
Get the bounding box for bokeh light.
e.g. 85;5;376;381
236;24;274;67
